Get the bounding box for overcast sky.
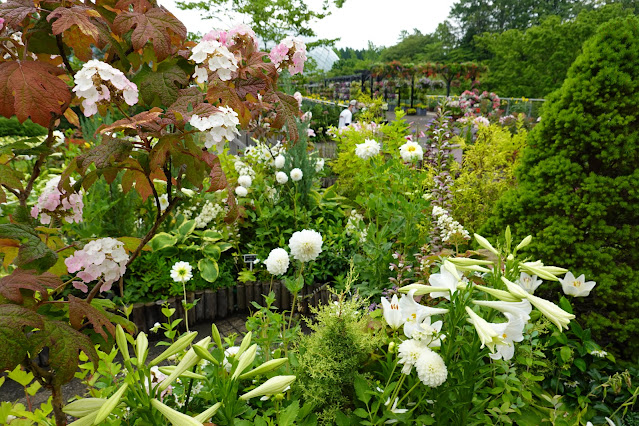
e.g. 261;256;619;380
160;0;458;50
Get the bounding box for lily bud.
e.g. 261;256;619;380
398;284;444;295
193;345;220;366
158;366;206;380
149;331;197;366
515;235;532;251
474;284;520;302
211;324;223;350
136;332;148;367
474;234;499;257
237;331;252;357
239;375;296;400
194;402;223;423
526;293;575;332
501;277;530;299
151;399;202;426
232;344;257;380
94;383;128;424
158;337;211;391
115;325;130;364
240;357;288;379
63;398;106;417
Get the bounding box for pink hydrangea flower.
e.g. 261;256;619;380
31;176;83;225
73;60;138;117
65;238;129;293
269;37;307;76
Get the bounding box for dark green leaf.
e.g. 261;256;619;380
0;224;58;272
0;304;43;371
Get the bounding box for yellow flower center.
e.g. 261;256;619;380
407;146;416;152
572;280;581;287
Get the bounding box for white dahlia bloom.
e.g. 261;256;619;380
415;349;448;387
355;139;381;160
399;141;423;162
235;186;248;197
264;248;290;275
274;155;286;169
275;171;288;184
238;175;252;188
170;261;193;283
288;229;323;262
290;168;303;182
397;339;426;375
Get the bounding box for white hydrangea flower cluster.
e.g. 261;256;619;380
179;199;226;228
355;139;381;160
345;209;367;244
432;206;470;243
244;141;285;167
190;39;238;83
73;60;138;117
31;176;83;225
64;238;129;293
190;107;241;151
264;248;290;275
234;159;255;178
289;229;323;262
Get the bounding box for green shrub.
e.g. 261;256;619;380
0;116;47;137
450;121;526;234
483;16;639;360
294;292;380;424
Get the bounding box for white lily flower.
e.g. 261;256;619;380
381;294;403;330
465;307;503;352
560;271;596;297
429;268;458;300
385;397;408;414
517;272;542;294
400;290;448;338
472;299;532;322
488;313;525;361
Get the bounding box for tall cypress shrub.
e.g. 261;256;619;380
484;16;639;359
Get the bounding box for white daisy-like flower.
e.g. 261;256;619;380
170;261;193;283
288;229;323;262
397;339;426;375
399;141;423;162
275;171;289;184
235;186;248;197
290;168;303;182
355;139;381;160
238;175;252;188
264;248;290;275
415;349;447;387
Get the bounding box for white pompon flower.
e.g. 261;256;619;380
238;175;252;188
355;139;381;160
264;248;290;276
290;168;303;182
170;261;193;283
397;339;426;375
380;294;402;330
560;271;596;297
399;141;423;162
517;272;542;294
288;229;323;262
274;155;286;169
275;171;289;184
415;348;447;387
235;186;248;197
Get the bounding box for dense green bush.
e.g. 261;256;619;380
484;16;639;360
0;117;47;137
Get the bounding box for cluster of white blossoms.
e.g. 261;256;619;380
264;248;290;275
355;139;381;160
458;115;490;129
31;175;83;225
345;209;367;244
289;229;323;262
73;60;138;117
244;141;285;167
170;261;193;283
190;107;240;151
190;39;238;83
399;140;424;162
382;289;449;387
234;159;255;178
432;206;470;243
179;199;226;228
65;238;129;293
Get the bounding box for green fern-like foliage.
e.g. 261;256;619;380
483;16;639;360
294;294;380;424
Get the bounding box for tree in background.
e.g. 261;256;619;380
177;0;345;48
483;15;639;360
476;4;635;98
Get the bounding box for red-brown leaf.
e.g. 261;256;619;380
201;151;228;192
265;90;300;142
115;0;152;13
68;295;115;341
0;269;60;304
77;135;134;172
0;61;71;127
225;191;239;223
97;107;163;134
0;0;37;28
112;7;186;61
47;6;100;40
